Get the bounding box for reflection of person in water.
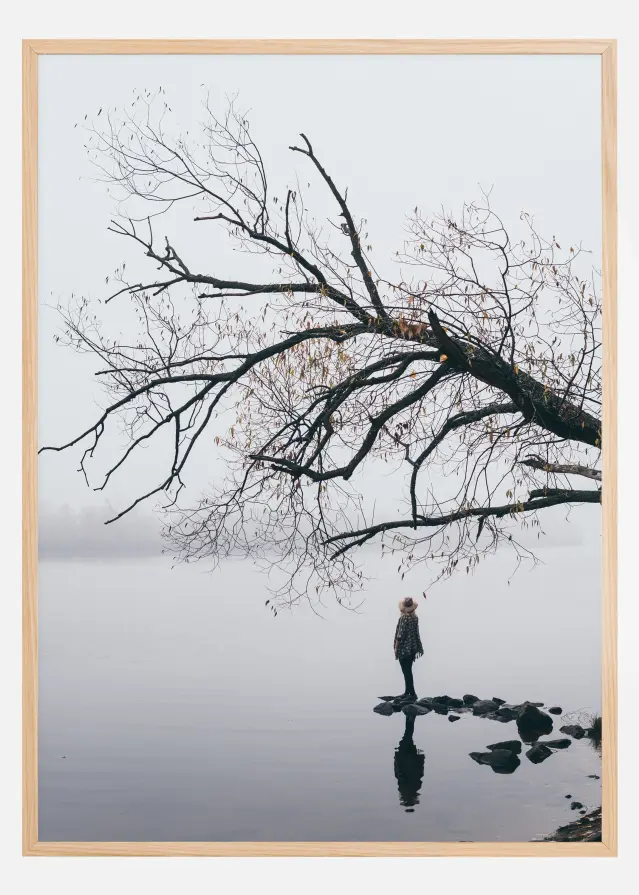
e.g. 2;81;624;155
394;597;424;700
394;714;425;811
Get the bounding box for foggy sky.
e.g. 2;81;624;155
37;53;602;558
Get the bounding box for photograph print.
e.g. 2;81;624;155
35;49;609;846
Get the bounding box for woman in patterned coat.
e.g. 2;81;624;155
394;597;424;700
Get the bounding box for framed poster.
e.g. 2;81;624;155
23;39;617;856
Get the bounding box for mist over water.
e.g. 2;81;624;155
35;52;604;843
39;540;601;842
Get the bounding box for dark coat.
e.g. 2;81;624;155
394;613;424;660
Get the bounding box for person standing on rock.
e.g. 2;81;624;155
394;597;424;700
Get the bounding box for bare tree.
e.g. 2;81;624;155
43;93;602;605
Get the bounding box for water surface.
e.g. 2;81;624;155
39;547;602;841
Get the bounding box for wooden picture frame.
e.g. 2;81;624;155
22;38;618;857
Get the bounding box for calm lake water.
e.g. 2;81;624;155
38;544;602;842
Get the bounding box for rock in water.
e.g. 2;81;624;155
432;695;464;708
373;701;394;716
548;706;563;715
472;700;499;716
403;703;431;716
570;801;584;810
516;704;553;742
526;743;553;764
470;750;501;765
487;740;522;754
377;695;397;702
469;749;520;774
433;704;449;715
463;694;480;705
496;705;520;721
448;714;460;722
394;696;417;707
560;724;587;740
538;738;571;750
491;697;506;705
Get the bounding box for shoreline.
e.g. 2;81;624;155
541;807;602;842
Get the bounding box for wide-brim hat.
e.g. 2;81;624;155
399;598;418;613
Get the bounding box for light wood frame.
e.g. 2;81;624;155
22;38;618;857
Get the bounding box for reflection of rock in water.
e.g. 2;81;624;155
516;703;553;743
469;749;521;774
394;715;425;811
375;694;601;790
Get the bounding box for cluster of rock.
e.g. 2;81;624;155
375;693;558;730
373;693;597;774
541;807;602;842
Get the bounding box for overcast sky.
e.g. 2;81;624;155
37;53;602;556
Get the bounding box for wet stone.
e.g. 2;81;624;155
526;743;553;764
517;704;553;742
402;703;431;716
560;724;587;740
496;705;520;721
469;749;521;774
472;700;499;716
432;695;464;708
487;740;522;754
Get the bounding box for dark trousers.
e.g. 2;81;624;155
399;655;416;696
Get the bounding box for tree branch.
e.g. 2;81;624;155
519;455;602;481
427;309;601;448
326;489;602;558
251;361;453;482
409;401;520;522
290;134;389;320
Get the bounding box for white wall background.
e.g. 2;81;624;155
2;2;638;893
